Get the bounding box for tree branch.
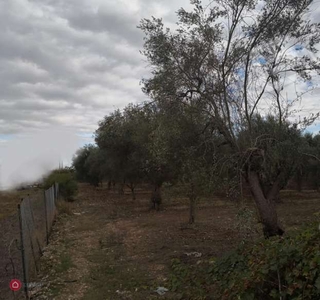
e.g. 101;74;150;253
301;152;320;163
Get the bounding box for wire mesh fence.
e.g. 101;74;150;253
0;183;59;300
44;185;57;243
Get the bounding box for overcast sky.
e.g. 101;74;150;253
0;0;194;188
0;0;319;188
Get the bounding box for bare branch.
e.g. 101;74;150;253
301;152;320;163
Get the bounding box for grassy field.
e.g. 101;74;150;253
31;184;320;300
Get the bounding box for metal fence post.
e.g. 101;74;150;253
43;190;49;245
18;203;29;299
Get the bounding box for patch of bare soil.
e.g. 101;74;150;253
33;185;320;300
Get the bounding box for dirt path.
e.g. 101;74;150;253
32;185;320;300
32;185;243;300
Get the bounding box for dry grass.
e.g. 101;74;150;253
0;190;32;220
56;200;74;216
33;184;320;300
0;187;44;220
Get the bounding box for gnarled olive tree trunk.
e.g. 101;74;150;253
118;179;125;195
150;184;162;211
247;171;284;238
188;182;196;224
126;182;136;200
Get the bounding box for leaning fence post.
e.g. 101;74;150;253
18;202;29;299
43;190;49;245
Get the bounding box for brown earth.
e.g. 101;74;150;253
13;185;320;299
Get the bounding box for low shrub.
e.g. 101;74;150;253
43;168;78;201
234;206;260;242
169;223;320;299
169;258;208;299
210;223;320;299
56;201;73;215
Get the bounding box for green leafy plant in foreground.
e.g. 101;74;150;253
169;223;320;299
210;224;320;299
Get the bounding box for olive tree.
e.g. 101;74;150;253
139;0;320;237
299;133;320;191
145;98;218;221
72;144;97;183
95;104;162;199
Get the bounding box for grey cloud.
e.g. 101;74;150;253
0;0;189;188
65;5;144;46
0;59;49;84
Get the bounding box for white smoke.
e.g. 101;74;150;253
0;128;82;190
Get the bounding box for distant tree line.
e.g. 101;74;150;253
72;100;320;231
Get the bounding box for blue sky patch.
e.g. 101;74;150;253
77;132;95;147
77;132;94;138
258;57;267;65
306;123;320;134
235;67;245;78
0;134;13;141
306;80;313;88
